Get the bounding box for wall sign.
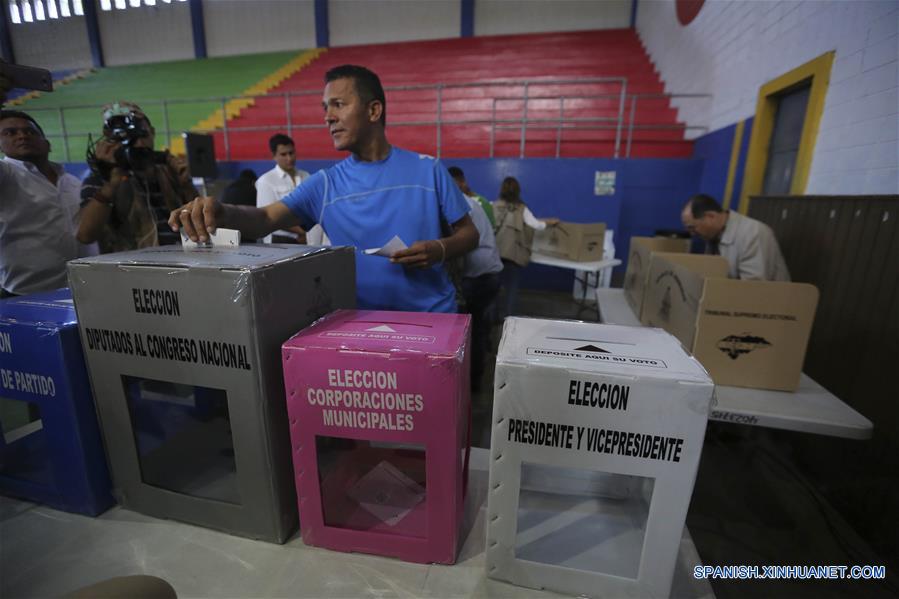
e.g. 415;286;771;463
594;170;616;196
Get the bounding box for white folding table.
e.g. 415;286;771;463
529;254;621;319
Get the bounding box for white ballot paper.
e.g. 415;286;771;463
181;227;241;249
347;460;426;526
364;235;408;257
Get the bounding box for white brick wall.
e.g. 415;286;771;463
329;0;459;47
475;0;631;36
638;0;898;195
98;2;194;66
10;15;92;71
203;0;316;58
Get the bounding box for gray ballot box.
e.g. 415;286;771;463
68;245;356;543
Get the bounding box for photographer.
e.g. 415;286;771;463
78;102;197;253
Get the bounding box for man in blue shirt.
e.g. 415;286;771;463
170;65;478;312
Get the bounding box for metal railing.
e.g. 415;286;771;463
624;93;712;157
26;78;710;162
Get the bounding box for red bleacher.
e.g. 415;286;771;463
214;30;691;160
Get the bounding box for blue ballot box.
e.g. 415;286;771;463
0;289;113;515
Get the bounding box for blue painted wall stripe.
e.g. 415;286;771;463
81;0;104;68
461;0;475;37
0;0;14;63
693;123;736;202
691;118;756;213
315;0;329;48
189;0;207;59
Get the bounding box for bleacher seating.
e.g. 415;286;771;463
218;29;692;160
13;51;304;164
14;30;691;162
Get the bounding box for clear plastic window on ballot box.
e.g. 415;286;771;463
316;436;428;538
515;462;654;579
122;377;240;505
0;396;51;486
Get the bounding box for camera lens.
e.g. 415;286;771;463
105;112;149;149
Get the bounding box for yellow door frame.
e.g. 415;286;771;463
738;52;834;214
721;119;745;210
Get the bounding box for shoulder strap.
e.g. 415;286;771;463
493;202;512;234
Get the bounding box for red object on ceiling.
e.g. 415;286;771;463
676;0;705;25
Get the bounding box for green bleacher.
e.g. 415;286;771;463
15;51;303;164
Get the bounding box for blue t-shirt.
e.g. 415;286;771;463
282;147;470;312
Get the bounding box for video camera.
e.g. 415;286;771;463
87;102;165;178
106;109;150;147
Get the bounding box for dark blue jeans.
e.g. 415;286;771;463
461;271;502;386
499;259;522;318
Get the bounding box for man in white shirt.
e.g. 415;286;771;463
255;133;310;244
0;110;96;297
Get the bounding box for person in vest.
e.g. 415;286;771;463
492;176;558;317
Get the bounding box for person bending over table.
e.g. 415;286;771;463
681;193;789;281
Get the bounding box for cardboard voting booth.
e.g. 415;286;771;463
642;252;818;392
639;252;730;330
282;310;471;564
623;236;691;318
0;289;113;516
486;317;714;598
533;221;606;262
68;245;355;542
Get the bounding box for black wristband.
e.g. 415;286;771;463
92;192;114;207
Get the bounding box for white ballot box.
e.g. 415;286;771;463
486;317;715;598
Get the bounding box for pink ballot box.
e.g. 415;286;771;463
282;310;472;564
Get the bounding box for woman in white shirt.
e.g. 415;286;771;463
492;177;558;317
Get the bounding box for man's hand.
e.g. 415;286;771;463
390;239;446;269
543;217;561;226
169;196;224;243
94;166;127;202
93;138;120;165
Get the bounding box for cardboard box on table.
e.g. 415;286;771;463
622;236;691;317
642;252;818;392
486;317;714;598
639;252;730;328
532;221;606;262
68;244;355;542
0;289;113;516
282;309;471;564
